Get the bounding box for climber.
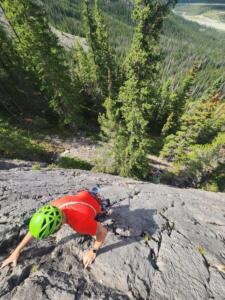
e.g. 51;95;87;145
0;187;108;270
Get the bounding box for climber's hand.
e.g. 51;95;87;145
0;251;20;270
83;250;97;268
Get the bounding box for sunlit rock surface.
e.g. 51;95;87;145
0;165;225;299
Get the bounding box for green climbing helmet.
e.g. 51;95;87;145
29;205;63;239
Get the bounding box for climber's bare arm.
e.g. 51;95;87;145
83;223;107;268
1;223;107;269
94;222;108;249
0;232;33;269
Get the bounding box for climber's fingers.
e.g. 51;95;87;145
83;250;97;269
0;252;19;270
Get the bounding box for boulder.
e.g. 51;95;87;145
0;167;225;299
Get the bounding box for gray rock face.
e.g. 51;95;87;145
51;27;88;51
0;167;225;299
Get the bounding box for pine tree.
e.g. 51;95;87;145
93;0;118;98
179;132;225;190
160;63;199;136
160;93;223;162
0;22;43;115
99;0;176;179
71;42;101;122
160;84;225;191
82;0;117;101
83;1;97;55
0;25;20;114
72;0;118;125
1;0;81;125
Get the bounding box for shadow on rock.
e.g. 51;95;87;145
21;244;56;261
0;160;20;170
99;204;158;255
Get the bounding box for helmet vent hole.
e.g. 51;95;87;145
49;220;55;232
41;219;47;228
39;227;46;238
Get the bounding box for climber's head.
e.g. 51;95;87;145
29;205;63;239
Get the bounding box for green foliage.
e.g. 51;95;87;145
204;181;219;193
93;0;118;98
198;246;206;257
43;0;134;60
160;63;199;136
57;156;92;170
1;0;82;125
48;163;57;171
0;0;224;191
83;0;118;98
161;94;222;161
32;163;41;171
0;118;49;161
214;172;225;192
71;1;119;124
99;0;175;180
44;0;84;36
143;232;151;243
178;132;225;189
92;143;117;174
160;82;225;191
44;0;225;98
31;264;39;273
0;23;45;115
32;116;49;130
161;13;225;99
72;42;101;122
99;96;120;141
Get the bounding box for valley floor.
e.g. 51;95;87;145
175;11;225;31
174;3;225;31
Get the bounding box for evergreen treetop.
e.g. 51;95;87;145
1;0;81;125
99;0;177;179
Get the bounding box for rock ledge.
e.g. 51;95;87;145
0;167;225;299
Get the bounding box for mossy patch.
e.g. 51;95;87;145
198;246;206;257
32;163;41;171
0;118;51;161
57;156;92;170
48;163;57;171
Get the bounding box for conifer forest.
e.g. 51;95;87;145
0;0;224;192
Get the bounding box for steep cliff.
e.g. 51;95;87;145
0;163;224;299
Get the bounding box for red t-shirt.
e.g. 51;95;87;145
51;191;101;236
